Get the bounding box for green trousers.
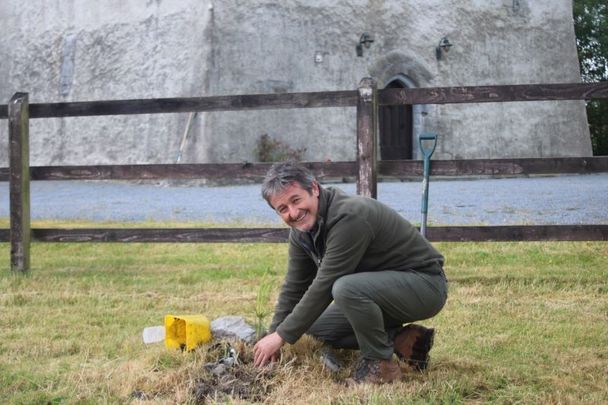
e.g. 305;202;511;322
307;267;448;360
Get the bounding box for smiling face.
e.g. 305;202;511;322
269;181;320;232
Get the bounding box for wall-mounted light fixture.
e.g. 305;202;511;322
512;0;520;12
356;32;374;57
435;37;453;60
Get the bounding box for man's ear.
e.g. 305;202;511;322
312;181;320;197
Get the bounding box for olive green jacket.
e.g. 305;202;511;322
269;186;444;344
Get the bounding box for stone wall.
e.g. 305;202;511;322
0;0;591;168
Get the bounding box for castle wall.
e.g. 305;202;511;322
0;0;591;168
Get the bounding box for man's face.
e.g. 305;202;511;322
269;181;320;232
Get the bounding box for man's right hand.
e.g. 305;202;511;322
253;331;284;367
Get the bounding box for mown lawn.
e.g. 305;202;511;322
0;236;606;404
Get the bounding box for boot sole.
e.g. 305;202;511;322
395;327;435;371
413;328;434;370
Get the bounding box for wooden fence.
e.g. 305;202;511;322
2;79;608;272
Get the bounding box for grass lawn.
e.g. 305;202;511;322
0;227;606;403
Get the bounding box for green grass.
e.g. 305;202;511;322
0;230;607;403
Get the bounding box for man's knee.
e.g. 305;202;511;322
331;275;361;304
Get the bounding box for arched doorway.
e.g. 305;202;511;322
379;79;413;160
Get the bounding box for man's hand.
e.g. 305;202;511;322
253;332;284;367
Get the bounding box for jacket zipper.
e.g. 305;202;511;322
300;234;323;268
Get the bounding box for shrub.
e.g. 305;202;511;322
255;134;306;162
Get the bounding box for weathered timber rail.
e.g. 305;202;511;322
1;82;607;119
2;80;608;272
1;225;606;244
1;157;607;182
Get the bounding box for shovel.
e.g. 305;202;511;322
418;133;437;238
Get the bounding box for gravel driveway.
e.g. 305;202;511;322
1;174;607;226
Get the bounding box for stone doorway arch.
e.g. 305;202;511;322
379;77;414;160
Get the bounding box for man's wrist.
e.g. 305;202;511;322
274;331;285;345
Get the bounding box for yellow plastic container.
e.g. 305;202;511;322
164;314;212;351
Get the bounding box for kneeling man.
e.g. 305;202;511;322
253;161;448;384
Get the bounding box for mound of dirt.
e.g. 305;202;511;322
193;364;275;403
192;341;276;404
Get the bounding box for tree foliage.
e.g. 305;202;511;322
573;0;608;155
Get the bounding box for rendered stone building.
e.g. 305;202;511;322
0;0;591;167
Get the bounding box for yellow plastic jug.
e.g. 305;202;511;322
164;314;211;351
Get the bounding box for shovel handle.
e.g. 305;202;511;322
418;133;437;159
419;133;438;238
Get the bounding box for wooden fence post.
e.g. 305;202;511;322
356;77;378;198
9;93;31;272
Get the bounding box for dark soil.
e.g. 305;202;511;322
192;341;276;404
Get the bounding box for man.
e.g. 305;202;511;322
253;161;447;384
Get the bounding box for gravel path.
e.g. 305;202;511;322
1;174;607;226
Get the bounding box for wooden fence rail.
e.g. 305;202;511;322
1;82;607;119
1;225;607;244
2;80;608;272
1;157;607;182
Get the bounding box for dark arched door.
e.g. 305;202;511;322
379;79;413;160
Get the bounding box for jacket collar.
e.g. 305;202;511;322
310;185;332;240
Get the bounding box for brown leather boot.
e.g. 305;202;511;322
349;357;402;384
393;324;435;371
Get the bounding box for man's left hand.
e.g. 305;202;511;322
253;331;284;367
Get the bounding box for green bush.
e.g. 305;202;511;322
255;133;306;162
